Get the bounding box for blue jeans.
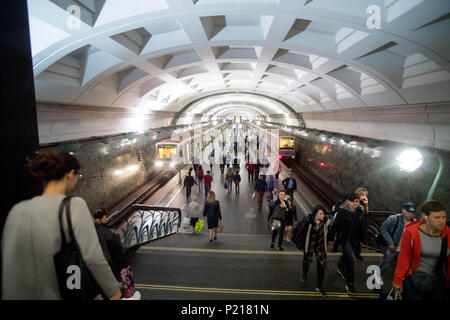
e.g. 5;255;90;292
204;185;211;198
338;240;355;284
379;247;398;276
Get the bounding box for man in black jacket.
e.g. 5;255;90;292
183;171;198;201
254;174;268;209
328;193;362;295
282;173;297;198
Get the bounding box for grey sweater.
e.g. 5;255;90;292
1;195;120;299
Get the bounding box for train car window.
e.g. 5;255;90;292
157;145;177;159
279;137;294;149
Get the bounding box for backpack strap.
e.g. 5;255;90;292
390;214;401;238
435;235;448;275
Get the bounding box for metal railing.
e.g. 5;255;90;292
112;205;182;249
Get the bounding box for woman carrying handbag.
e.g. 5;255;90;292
1;151;121;300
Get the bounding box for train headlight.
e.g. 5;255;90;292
155;161;163;167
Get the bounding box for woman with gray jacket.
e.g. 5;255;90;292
1;150;121;300
187;195;203;234
297;205;332;297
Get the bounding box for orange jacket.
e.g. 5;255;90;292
393;220;449;287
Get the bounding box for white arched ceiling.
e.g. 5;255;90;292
30;0;450;147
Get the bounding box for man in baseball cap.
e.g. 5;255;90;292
378;202;417;282
403;202;416;213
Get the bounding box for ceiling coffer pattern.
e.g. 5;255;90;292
31;0;450;123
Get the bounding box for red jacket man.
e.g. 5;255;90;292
393;219;449;290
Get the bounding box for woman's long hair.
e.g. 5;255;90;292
312;204;326;220
207;191;216;203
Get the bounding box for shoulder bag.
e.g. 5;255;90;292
54;196;105;300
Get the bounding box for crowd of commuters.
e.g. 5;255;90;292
2;147;448;301
183;145;449;300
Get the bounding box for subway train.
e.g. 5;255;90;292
154;136;187;170
279;136;296;160
154;125;224;171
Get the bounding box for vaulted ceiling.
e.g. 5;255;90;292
29;0;450;147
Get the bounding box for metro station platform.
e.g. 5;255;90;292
128;151;386;300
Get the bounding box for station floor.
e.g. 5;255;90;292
131;145;390;300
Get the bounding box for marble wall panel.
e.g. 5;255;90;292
294;136;450;217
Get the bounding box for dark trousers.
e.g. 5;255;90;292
186;187;192;199
227;181;233;193
350;238;362;258
379;247;398;277
286;188;294;198
248;170;254;182
271;223;285;248
333;236;340;252
338;240;355;284
267;203;275;221
402;275;446;300
220;164;225;173
235;183;240;194
303;256;326;288
204;185;211;198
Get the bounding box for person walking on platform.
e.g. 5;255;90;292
93;208;140;300
203;170;213;198
183;171;197;201
208;152;214;172
379;202;417;281
297;205;332;297
233;170;241;194
275;162;281;181
245;160;255;183
254;159;261;179
192;156;200;177
1;150;121;300
187;195;202;235
270;190;290;251
282;172;297;199
284;195;298;243
196;165;204;193
267;188;279;222
220;153;226;174
327;192;362;295
267;175;277;194
203;191;222;242
232;157;240;174
225;152;232;169
254;174;268;210
351;187;369;261
225;167;234;194
392;200;449;300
